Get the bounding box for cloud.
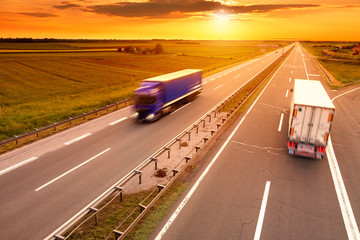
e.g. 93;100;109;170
53;0;320;19
54;2;82;9
17;12;58;17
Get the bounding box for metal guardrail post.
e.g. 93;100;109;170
172;169;179;177
89;207;99;226
115;186;124;202
151;158;158;170
176;139;182;149
139;204;146;213
195;146;200;152
194;124;199;134
186;131;191;141
113;230;123;240
134;170;142;184
185;156;191;163
165;147;170;159
157;184;165;193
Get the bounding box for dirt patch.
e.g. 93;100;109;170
154;168;167;178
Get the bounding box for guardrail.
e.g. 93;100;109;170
47;47;293;240
0;98;134;148
312;57;331;83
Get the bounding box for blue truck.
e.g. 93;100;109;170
134;69;203;121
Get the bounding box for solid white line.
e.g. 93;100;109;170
278;113;284;132
213;84;224;91
289;77;291;82
64;133;92;145
235;74;241;78
299;46;309;80
332;87;360;102
0;157;38;176
35;148;111;191
109;117;128;126
291;70;293;74
308;74;320;76
155;50;291;240
285;90;289;98
254;181;271;240
327;137;360;240
170;103;191;115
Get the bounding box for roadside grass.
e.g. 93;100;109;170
301;42;360;87
319;59;360;84
0;40;286;141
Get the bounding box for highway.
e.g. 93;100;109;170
0;45;292;239
151;44;360;240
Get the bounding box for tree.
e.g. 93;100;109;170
124;45;133;53
154;43;164;54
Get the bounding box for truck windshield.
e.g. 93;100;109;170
136;95;157;105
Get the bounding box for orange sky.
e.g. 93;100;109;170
1;0;360;41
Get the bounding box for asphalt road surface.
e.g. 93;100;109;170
0;45;293;239
151;43;360;240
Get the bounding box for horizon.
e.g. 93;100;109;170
2;0;360;41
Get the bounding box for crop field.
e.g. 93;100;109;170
0;40;287;140
301;42;360;86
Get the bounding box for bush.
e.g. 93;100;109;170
154;43;164;54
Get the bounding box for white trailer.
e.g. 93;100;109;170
287;79;335;159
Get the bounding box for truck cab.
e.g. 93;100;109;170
134;82;163;121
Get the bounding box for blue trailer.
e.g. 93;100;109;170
134;69;202;121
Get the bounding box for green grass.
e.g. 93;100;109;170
319;59;360;84
0;40;287;140
301;42;360;86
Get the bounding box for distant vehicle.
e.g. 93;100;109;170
287;79;335;159
134;69;202;122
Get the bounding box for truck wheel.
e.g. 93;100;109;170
154;111;163;121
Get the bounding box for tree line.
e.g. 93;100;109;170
118;43;164;55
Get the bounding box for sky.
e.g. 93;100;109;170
1;0;360;41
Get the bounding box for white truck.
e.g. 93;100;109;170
287;79;335;159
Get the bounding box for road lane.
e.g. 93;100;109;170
0;46;293;239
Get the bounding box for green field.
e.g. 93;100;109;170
301;42;360;86
0;40;287;140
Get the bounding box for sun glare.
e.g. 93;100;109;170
215;10;230;21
